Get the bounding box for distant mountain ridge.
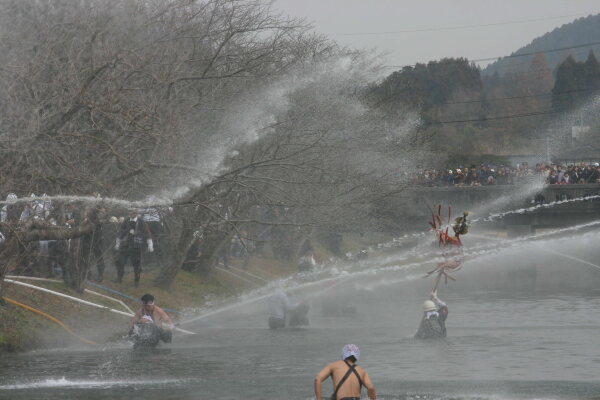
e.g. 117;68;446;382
483;14;600;76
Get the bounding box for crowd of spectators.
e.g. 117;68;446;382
0;193;169;284
414;162;600;187
1;196;313;284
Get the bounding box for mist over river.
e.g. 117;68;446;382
2;229;600;400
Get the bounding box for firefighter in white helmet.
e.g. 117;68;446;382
415;290;448;339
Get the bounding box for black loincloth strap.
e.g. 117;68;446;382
331;360;363;400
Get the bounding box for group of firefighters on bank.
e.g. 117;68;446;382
0;193;166;287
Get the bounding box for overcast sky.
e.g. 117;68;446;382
273;0;600;69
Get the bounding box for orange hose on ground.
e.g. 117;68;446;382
2;296;98;346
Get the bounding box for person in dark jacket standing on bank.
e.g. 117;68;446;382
114;209;153;287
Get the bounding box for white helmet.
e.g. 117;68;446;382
423;300;437;312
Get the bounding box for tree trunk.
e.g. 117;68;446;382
192;231;231;275
23;222;94;241
0;215;100;293
154;217;194;289
63;236;93;293
0;234;29;299
0;250;7;301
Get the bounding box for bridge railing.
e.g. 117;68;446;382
540;184;600;202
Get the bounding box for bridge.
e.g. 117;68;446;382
398;183;600;236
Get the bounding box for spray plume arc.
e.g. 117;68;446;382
545;249;600;271
178;258;426;326
471;194;600;223
0;194;176;209
179;215;600;326
380;192;600;255
183;194;600;325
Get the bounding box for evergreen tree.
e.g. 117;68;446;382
484;14;600;77
368;58;483;125
552;55;581;111
584;50;600;90
530;53;554;94
552;51;600;112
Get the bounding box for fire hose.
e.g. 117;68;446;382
2;296;98;346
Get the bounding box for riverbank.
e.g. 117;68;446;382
0;255;293;352
0;233;383;353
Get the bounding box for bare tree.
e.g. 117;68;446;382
0;206;102;293
0;0;319;196
0;0;423;291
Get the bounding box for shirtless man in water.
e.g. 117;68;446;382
314;344;376;400
129;294;174;341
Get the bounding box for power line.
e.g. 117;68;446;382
441;87;597;106
472;40;600;63
332;12;596;36
373;70;600;124
373;79;599;108
380;87;567;107
384;40;600;69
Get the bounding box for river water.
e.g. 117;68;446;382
1;231;600;399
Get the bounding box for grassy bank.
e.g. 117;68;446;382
0;233;387;353
0;253;300;352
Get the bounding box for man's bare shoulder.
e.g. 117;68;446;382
329;360;347;369
319;360;343;373
153;305;169;315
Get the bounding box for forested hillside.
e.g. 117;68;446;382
484;14;600;77
369;49;600;159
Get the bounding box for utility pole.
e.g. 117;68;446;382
546;136;551;164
